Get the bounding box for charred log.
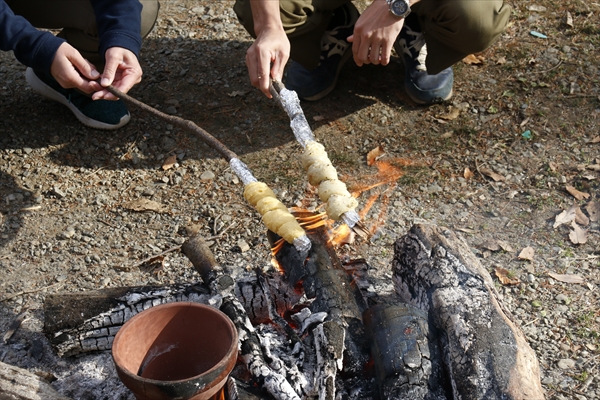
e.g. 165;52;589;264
43;284;212;357
0;360;70;400
363;303;449;400
392;224;544;400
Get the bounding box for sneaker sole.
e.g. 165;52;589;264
25;68;130;130
407;88;453;105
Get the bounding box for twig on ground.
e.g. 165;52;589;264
0;282;65;303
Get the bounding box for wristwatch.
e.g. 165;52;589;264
386;0;411;18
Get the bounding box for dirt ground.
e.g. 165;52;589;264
0;0;599;399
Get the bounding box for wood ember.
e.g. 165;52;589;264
392;224;544;399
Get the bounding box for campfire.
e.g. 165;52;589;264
41;208;545;400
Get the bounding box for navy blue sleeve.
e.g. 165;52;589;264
0;0;65;73
91;0;143;62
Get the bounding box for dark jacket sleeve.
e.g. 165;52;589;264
91;0;143;62
0;0;65;73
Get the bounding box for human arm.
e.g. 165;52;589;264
347;0;419;67
245;0;290;98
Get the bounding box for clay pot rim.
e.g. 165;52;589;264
112;302;238;386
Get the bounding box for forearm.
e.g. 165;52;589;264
90;0;143;59
249;0;283;34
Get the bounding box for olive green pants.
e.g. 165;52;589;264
233;0;511;74
6;0;160;67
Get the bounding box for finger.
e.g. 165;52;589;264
270;52;288;82
380;41;393;66
101;58;119;87
256;51;272;98
350;35;364;67
357;41;371;66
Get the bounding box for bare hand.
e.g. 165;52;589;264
93;47;143;100
347;1;404;67
246;26;290;98
50;42;102;94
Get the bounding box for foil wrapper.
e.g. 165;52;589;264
230;158;256;185
293;234;312;254
290;114;314;148
279;89;303;119
341;210;360;228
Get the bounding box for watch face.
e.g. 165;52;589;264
390;0;409;17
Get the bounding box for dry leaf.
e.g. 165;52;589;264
436;106;460;121
162;154;177;171
582;174;596;180
497;240;514;252
495;267;520;285
553;204;577;228
496;56;506;65
548;272;585;284
464;167;474;180
123;198;168;213
463;54;485;65
586;201;599;222
565;11;574;28
481;240;500;252
587;164;600;171
548;161;558;172
440;131;453;139
565;185;590;200
312;115;325;122
456;227;476;234
227;90;248;97
569;221;588;244
480;167;505;182
518;246;535;261
591;136;600;143
366;145;386;166
575;207;590;226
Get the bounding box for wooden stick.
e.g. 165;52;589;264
105;85;238;161
0;282;65;303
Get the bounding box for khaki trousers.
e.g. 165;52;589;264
233;0;511;74
6;0;160;67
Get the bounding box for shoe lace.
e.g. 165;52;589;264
400;25;427;72
321;29;350;60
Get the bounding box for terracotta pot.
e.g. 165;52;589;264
112;302;238;400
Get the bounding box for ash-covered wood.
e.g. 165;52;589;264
0;360;71;400
43;284;212;357
363;303;449;399
392;224;544;400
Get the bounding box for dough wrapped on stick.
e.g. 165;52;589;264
244;181;307;247
301;140;359;222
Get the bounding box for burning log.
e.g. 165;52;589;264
392;224;545;400
0;360;70;400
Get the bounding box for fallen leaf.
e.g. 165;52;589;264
548;161;558;172
366;145;386;166
496;56;506;65
518;246;535;261
227;90;248;97
582;174;596;180
162;154;177;170
495;267;520;285
123;199;168;213
528;5;547;12
553;204;578;228
592;136;600;143
569;221;588;244
586;201;600;222
587;164;600;171
456;227;476;234
463;54;484;65
436;106;460;121
565;185;590;200
464;167;474;180
480;167;505;182
480;240;500;252
440;131;453;139
575;207;590;226
565;11;574;28
497;240;514;252
312;115;325;121
548;272;585;284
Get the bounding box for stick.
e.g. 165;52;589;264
105;85;237;161
0;282;65;303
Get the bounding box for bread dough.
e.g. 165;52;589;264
307;161;338;186
301;141;328;170
326;194;359;221
244;181;276;206
256;196;288;215
318;179;351;202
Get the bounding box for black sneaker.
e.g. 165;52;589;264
394;21;453;105
25;67;130;130
284;2;359;101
